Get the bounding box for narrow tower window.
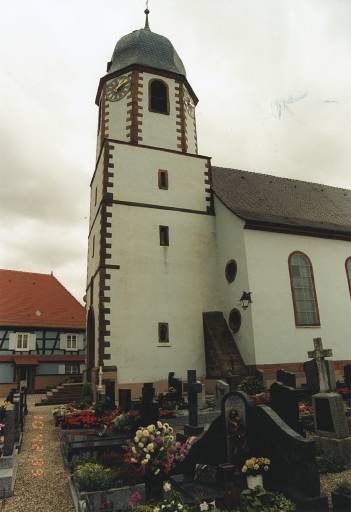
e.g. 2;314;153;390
149;80;169;114
159;226;169;246
288;251;320;326
158;170;169;190
92;236;95;258
158;323;169;343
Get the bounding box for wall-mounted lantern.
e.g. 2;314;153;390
239;291;253;310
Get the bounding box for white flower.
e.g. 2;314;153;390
160;447;164;451
169;436;174;441
132;447;137;454
154;508;160;512
145;454;151;460
178;505;183;510
163;481;172;492
142;429;149;437
147;424;155;432
157;421;163;429
138;442;144;448
134;437;139;443
136;430;142;437
141;459;148;465
155;469;160;475
200;502;209;511
147;443;155;452
131;458;137;463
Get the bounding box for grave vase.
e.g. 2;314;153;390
246;473;263;489
145;471;164;502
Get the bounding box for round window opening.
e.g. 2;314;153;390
229;308;242;333
225;260;237;283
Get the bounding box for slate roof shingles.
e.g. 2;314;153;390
212;167;351;235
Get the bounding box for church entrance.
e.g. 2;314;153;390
86;306;96;382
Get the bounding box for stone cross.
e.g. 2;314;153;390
307;338;333;393
184;370;204;436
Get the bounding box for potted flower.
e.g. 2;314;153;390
241;457;270;489
126;421;191;501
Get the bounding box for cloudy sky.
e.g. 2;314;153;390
1;0;351;302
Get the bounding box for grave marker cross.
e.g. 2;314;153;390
307;338;333;393
184;370;204;436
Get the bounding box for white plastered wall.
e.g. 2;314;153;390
110;144;209;211
214;198;256;364
107;204;219;383
244;228;351;364
140;72;178;150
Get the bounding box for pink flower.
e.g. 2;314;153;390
131;492;142;502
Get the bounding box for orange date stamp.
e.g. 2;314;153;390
31;416;45;477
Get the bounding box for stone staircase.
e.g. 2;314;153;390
203;311;248;380
36;382;83;406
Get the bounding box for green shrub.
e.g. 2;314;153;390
74;463;113;491
71;454;97;471
237;376;265;395
335;480;351;496
317;454;347;474
240;487;295;512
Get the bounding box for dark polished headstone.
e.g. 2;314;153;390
118;389;131;412
3;405;15;456
140;383;159;426
276;369;296;389
270;382;301;434
345;365;351;387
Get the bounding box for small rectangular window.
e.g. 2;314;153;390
158;170;169;190
17;334;28;350
67;335;77;350
158;323;169;343
65;363;80;375
92;236;95;258
159;226;169;246
94;187;97;205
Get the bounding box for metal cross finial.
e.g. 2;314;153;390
144;0;150;30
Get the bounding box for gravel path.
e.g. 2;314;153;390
3;396;74;512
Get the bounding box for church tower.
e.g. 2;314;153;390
86;10;218;393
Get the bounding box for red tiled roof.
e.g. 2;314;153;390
0;270;85;329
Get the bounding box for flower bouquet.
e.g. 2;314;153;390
126;421;192;501
242;457;270;489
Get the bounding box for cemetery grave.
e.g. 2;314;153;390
0;389;27;498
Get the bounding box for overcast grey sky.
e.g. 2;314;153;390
1;0;351;302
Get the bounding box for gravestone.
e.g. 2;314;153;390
3;404;15;456
216;380;230;410
184;370;204;436
344;365;351;387
303;337;336;393
118;389;131;412
140;383;159;426
270;382;301;434
276;369;296;389
168;373;183;402
222;393;248;466
181;391;327;509
306;338;351;463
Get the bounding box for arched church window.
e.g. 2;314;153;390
345;257;351;296
149;80;169;114
288;252;320;326
225;260;237;283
